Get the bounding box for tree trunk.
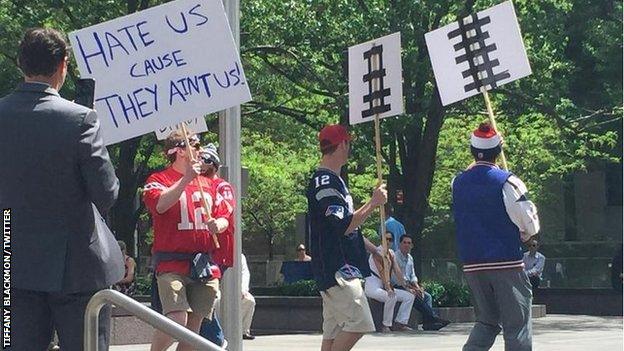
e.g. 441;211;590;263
397;91;445;277
267;234;274;261
111;138;141;255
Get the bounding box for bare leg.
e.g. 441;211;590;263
151;311;188;351
330;331;363;351
321;339;334;351
176;312;205;351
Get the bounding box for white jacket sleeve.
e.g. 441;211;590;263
241;254;250;293
502;175;540;242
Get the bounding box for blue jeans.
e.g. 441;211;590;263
395;286;439;324
412;291;439;323
200;316;225;346
200;265;229;346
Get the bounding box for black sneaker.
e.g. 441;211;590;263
422;318;450;331
243;333;256;340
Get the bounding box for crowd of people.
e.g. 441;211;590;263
1;28;258;351
307;123;541;351
2;26;544;351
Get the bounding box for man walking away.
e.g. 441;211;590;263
452;123;540;351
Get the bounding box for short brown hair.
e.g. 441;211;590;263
321;142;338;155
18;28;68;77
163;129;195;163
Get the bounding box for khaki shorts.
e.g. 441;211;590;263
320;272;375;340
157;272;219;318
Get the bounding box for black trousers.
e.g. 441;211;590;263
12;288;111;351
529;276;541;290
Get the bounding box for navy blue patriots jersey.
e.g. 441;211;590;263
306;168;370;291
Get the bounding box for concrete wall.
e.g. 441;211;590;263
534;288;623;316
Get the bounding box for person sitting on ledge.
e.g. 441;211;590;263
365;233;415;333
392;235;450;331
296;244;312;262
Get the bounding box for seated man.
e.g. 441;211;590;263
392;235;450;331
365;234;415;332
523;239;546;290
296;244;312;261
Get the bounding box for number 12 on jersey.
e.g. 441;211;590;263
315;175;330;188
177;190;213;230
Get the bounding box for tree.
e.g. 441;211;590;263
1;0;620;268
240;132;316;259
240;0;621;273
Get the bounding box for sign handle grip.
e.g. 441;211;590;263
374;113;391;286
482;90;508;170
180;124;221;249
370;50;390;286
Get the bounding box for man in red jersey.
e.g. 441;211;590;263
143;130;230;351
197;143;237;347
200;143;236;269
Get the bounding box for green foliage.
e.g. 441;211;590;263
0;0;620;265
421;280;472;307
274;280;320;297
134;274;153;296
241;131;317;256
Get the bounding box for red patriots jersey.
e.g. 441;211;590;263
211;178;236;267
143;167;230;276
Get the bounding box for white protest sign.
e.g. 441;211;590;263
69;0;252;145
348;32;403;125
425;1;531;106
154;117;208;140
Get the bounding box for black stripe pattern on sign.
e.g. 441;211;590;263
448;14;511;93
361;45;391;118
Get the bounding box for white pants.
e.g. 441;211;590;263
365;276;415;326
241;292;256;334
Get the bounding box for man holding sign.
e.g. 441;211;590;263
143;130;230;351
452;123;540;351
307;124;387;351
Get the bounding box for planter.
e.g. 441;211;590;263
251;296;323;334
252;296;546;334
534;288;623;316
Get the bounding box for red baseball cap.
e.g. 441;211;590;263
319;124;353;151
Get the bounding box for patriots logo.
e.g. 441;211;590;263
325;205;345;219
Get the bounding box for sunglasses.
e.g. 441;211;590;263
175;139;201;150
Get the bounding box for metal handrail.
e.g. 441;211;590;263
84;289;224;351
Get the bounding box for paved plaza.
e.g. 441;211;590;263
111;314;623;351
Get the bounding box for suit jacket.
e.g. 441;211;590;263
0;82;124;293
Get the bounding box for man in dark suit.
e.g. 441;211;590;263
0;28;124;351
